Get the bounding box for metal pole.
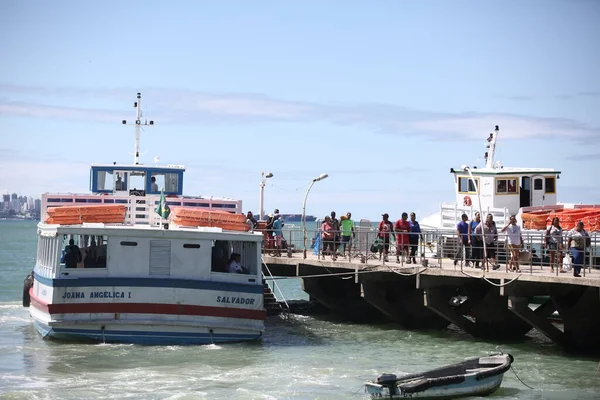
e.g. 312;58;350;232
302;173;328;259
464;166;486;272
302;180;316;259
259;177;265;221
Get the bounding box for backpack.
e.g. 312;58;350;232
370;238;383;253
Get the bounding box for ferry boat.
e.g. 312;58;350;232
420;125;600;234
419;125;598;266
22;93;266;345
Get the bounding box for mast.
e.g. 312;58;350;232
484;125;499;169
121;92;154;165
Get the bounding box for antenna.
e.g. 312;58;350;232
485;125;499;169
121;92;154;165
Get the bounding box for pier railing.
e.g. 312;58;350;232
261;225;600;272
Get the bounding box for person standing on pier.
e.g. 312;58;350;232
394;212;411;263
454;214;470;267
408;212;423;265
545;217;563;273
339;212;355;257
501;215;523;272
378;213;395;262
567;221;590;277
468;212;482;268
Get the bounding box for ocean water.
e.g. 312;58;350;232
1;220;600;399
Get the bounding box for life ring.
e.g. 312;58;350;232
463;196;472;207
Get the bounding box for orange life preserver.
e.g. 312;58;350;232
463;196;472;207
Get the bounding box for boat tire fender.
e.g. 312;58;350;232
463;196;472;207
23;271;34;307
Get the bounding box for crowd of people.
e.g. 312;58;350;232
245;208;593;276
452;212;591;277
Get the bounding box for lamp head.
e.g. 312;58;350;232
314;173;328;182
460;164;469;172
265;172;273;178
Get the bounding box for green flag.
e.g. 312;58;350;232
155;191;170;219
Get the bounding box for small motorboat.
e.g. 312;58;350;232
365;353;513;399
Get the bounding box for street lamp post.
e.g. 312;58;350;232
259;172;273;221
461;165;487;270
302;173;329;259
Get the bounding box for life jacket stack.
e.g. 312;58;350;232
45;205;127;225
522;207;600;232
170;207;249;231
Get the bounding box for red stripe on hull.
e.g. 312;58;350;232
29;291;266;320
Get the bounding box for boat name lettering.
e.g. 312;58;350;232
61;291;132;299
89;291;129;299
216;296;255;305
61;291;85;299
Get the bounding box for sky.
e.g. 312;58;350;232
1;0;599;221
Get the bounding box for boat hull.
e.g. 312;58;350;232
29;272;266;345
365;373;503;399
32;320;263;345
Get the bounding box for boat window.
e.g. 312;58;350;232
129;171;145;195
545;177;556;193
458;177;478;193
120;241;138;246
149;174;165;194
211;240;230;272
164;173;179;192
183;243;201;249
211;240;258;274
96;171;115;191
115;172;128;191
59;234;107;268
495;178;518;194
534;178;543;190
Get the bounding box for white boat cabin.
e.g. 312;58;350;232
35;224;263;283
41;164;243;226
429;126;561;229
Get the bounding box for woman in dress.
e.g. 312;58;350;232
545;217;563;273
321;216;336;261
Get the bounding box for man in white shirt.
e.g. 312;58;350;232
501;215;523;272
227;253;247;274
151;176;159;192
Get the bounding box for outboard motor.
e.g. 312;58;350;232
22;271;34;307
376;373;398;395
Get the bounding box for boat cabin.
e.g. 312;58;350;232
432;126;562;230
451;167;560;216
90;164;185;196
35;225;262;282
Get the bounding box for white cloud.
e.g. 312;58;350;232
1;84;599;143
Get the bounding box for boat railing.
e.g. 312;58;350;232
41;193;242;227
440;202;510;229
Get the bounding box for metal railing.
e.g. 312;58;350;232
259;225;600;272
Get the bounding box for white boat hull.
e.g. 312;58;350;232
29;272;266;345
365;373;503;399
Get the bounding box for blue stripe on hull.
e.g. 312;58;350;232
33;272;262;294
33;322;263;345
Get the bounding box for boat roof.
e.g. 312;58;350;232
451;166;561;176
38;222;263;242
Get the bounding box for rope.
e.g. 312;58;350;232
460;269;522;287
510;364;535;389
263;267;380;280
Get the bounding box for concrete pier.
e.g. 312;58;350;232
262;252;600;353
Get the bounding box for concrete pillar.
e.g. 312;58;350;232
360;273;449;329
301;276;386;323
